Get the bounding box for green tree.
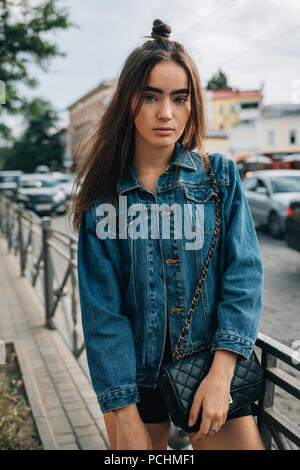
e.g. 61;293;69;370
0;0;72;138
0;97;64;171
206;69;229;90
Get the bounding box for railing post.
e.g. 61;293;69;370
7;202;12;252
41;217;55;329
18;204;26;276
5;199;10;246
0;198;2;234
0;198;3;235
70;238;78;357
258;349;277;450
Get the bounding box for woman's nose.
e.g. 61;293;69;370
157;99;172;120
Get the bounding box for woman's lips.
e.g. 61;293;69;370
153;128;174;136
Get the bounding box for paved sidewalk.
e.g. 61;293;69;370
0;238;109;450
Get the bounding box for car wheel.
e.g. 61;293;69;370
268;211;283;239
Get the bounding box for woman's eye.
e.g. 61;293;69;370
175;97;188;104
144;95;156;102
143;95;188;104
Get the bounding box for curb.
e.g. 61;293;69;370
13;340;58;450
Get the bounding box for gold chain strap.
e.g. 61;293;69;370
173;155;222;360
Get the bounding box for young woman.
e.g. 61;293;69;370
72;19;266;450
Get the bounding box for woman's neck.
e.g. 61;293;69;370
133;138;175;176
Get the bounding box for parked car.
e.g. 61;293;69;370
285;200;300;252
0;170;23;198
15;174;67;215
241;169;300;238
51;172;75;199
35;165;50;174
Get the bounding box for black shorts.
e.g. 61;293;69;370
136;385;254;424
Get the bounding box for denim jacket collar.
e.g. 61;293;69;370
118;141;196;195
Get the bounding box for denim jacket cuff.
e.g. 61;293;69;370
96;385;140;414
211;330;255;361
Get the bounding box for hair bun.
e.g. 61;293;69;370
151;19;172;40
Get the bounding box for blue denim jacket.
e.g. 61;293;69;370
77;142;264;414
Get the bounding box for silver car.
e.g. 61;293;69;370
241;169;300;238
0;170;23;197
15;174;67;215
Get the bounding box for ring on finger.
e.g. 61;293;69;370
209;426;220;432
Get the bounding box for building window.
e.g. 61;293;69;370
219;105;224;115
241;102;259;109
289;129;297;145
230;105;235;114
267;130;276;146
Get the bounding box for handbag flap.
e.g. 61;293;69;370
162;350;264;415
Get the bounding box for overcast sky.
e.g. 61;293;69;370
4;0;300;132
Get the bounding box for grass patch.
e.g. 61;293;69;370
0;343;43;450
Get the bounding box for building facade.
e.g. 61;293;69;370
259;104;300;157
203;87;263;160
204;87;263;133
66;79;117;167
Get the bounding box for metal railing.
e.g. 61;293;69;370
255;333;300;449
0;194;299;450
0;195;84;358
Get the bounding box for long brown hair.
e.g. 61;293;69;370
70;19;208;233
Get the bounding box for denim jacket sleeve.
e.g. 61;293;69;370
77;205;139;413
211;158;264;361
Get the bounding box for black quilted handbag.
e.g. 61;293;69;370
158;156;265;434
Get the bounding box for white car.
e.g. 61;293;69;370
242;169;300;238
51;172;76;199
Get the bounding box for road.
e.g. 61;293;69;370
256;226;300;351
51;213;76;237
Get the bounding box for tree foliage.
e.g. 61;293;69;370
206;69;229;90
0;0;72;134
0;97;64;171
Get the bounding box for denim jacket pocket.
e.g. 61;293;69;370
183;186;217;243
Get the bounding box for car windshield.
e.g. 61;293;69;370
19;179;56;188
0;175;19;183
270;176;300;193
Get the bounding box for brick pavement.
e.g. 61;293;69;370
0;238;108;450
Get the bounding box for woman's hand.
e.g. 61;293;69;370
188;350;237;442
187;370;231;441
114;404;153;450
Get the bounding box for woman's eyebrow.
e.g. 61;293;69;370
145;86;189;95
